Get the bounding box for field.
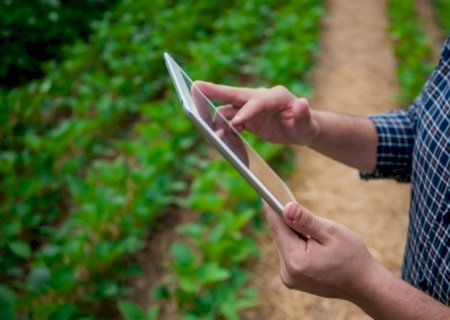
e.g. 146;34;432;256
1;0;448;319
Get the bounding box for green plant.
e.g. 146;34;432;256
1;0;213;317
0;0;323;318
0;0;117;89
119;301;158;320
431;0;450;34
388;0;434;104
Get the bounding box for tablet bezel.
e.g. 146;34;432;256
164;52;295;215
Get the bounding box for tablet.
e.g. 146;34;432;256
164;53;296;215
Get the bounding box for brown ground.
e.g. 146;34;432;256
126;1;443;319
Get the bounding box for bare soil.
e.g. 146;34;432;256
126;207;196;319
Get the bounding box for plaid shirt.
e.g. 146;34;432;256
362;37;450;304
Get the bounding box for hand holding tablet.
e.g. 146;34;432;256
164;53;297;215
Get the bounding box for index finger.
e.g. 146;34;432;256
194;81;254;107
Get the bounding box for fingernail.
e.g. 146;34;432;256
286;203;300;221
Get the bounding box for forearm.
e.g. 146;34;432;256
308;110;378;173
352;262;450;320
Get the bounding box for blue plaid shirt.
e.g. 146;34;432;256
362;37;450;305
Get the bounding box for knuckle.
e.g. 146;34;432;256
272;85;288;95
296;97;310;110
326;223;339;237
255;87;268;96
299;209;315;230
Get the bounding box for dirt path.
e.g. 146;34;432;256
246;0;412;318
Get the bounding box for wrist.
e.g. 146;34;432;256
346;260;414;319
301;110;378;172
345;259;389;305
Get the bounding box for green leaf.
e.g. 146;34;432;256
233;209;255;231
48;267;76;294
235;287;259;309
49;304;76;320
151;285;170;300
145;306;159;320
176;222;205;238
197;263;230;284
0;285;16;320
220;301;240;320
40;244;60;257
27;265;51;292
179;277;201;294
118;301;144;320
8;241;31;259
170;242;194;267
98;281;120;298
182;313;204;320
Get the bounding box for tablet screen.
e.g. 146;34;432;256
190;82;250;167
166;53;296;214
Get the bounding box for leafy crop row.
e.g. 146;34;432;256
431;0;450;34
0;0;117;89
1;1;213;317
387;0;435;104
0;0;323;319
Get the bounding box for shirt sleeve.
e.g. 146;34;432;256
360;102;418;182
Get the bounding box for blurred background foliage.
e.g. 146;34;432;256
0;0;118;89
388;0;449;104
0;0;323;319
388;0;434;104
1;0;448;319
432;0;450;33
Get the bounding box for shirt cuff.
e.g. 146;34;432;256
359;111;415;182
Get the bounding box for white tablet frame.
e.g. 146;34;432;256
164;52;296;215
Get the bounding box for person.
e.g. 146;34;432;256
195;36;450;319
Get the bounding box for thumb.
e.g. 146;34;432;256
292;97;311;122
283;202;331;244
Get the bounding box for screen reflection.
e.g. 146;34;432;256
185;76;296;207
190;82;249;166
